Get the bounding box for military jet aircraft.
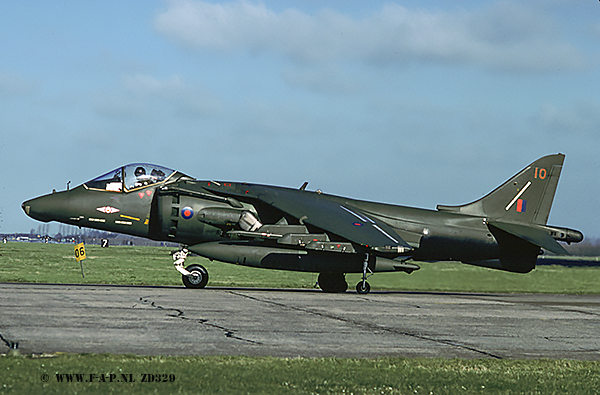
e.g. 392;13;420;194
22;154;583;293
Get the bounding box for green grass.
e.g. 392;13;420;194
0;242;315;288
1;242;599;294
1;354;599;395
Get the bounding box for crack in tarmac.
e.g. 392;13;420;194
0;332;13;349
228;291;503;359
543;335;600;355
482;296;600;318
137;292;600;358
546;307;600;317
138;291;599;359
138;297;262;345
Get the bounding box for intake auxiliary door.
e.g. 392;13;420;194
150;190;223;245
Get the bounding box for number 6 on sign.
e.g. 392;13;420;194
74;243;86;261
74;242;86;278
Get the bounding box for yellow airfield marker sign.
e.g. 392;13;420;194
74;243;87;261
74;242;87;278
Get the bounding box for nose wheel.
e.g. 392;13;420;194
182;264;209;289
172;248;209;289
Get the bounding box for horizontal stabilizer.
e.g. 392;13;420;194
488;221;569;255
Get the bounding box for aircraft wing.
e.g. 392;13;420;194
205;183;412;253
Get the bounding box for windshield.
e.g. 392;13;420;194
123;164;174;190
85;163;178;192
85;168;123;191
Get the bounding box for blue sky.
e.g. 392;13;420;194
1;0;599;239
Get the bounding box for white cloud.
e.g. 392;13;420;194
154;0;585;72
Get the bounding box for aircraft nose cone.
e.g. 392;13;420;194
22;193;64;223
22;196;47;222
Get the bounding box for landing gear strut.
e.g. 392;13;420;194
173;248;209;289
356;253;373;294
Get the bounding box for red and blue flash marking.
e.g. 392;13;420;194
516;199;527;213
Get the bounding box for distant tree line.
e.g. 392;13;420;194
564;238;600;256
5;225;178;247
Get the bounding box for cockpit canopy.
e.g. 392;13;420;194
85;164;189;192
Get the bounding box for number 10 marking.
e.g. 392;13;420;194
534;167;547;180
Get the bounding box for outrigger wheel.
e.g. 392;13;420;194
355;253;373;294
182;264;209;289
356;281;371;294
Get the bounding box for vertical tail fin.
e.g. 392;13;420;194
437;154;564;225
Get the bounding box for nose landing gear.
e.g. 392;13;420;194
173;248;209;289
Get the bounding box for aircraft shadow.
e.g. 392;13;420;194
0;281;507;297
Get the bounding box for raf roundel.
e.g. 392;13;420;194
181;207;194;220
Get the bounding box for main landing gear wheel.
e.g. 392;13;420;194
318;272;348;293
182;264;209;289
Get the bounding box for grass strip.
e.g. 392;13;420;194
1;242;600;294
1;354;599;395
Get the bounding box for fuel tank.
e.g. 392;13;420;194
188;241;419;274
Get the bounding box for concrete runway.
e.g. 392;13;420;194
1;283;599;360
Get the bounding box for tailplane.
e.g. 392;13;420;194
437;154;564;225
